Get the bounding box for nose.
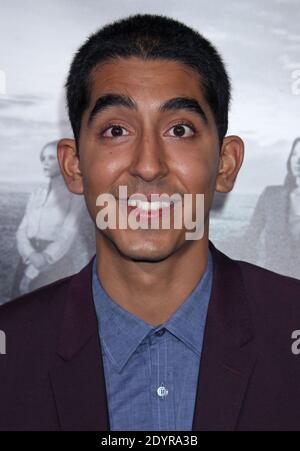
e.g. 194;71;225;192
129;130;169;182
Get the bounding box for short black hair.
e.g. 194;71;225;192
66;13;231;150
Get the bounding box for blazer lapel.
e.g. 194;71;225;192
192;241;257;431
49;241;257;431
49;257;110;431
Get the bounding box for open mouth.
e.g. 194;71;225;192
127;198;175;219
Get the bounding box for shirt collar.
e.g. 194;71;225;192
92;250;213;372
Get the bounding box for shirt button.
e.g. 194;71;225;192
155;328;166;337
157;385;168;398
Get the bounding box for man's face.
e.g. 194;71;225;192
78;57;221;261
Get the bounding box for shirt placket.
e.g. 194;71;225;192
149;329;175;430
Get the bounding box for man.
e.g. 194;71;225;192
1;13;300;431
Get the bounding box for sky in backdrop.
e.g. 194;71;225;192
0;0;299;191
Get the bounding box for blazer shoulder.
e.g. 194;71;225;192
237;258;300;293
0;273;73;327
235;259;300;321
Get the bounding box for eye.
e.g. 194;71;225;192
101;124;130;138
167;122;196;138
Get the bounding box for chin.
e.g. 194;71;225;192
110;229;182;262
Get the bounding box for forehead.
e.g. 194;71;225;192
88;57;207;108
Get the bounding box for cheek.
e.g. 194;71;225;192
51;161;60;171
173;150;218;194
80;147;128;198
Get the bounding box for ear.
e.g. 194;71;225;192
215;135;244;193
57;138;84;194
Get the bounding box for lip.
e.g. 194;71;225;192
127;202;174;219
118;198;176;222
117;193;182;202
126;193;179;202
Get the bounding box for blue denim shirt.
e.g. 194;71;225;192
92;250;213;431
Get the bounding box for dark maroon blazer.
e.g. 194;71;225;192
1;240;300;431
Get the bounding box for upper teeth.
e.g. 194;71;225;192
127;199;172;211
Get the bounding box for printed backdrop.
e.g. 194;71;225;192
0;0;300;303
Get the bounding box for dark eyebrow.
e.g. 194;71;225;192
87;94;137;126
87;93;208;127
159;97;208;124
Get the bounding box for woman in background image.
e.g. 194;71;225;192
11;140;93;298
244;137;300;278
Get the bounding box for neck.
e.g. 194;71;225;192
94;223;210;326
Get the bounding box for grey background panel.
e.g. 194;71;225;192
0;0;299;303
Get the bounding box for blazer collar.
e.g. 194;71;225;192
56;255;98;361
50;241;256;431
192;241;257;431
49;255;110;431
